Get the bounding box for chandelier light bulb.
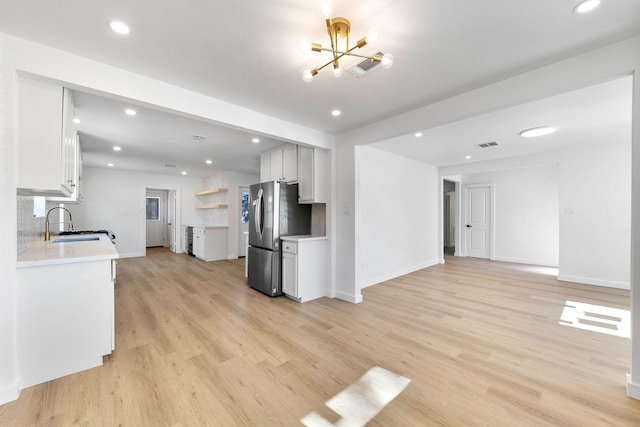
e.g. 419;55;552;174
321;1;334;18
332;65;343;78
366;28;379;43
381;53;394;69
299;38;312;52
302;69;314;82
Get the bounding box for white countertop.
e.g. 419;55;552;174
281;235;327;242
17;234;119;268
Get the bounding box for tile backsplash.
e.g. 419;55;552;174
17;195;44;253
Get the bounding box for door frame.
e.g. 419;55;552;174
462;183;495;259
238;186;250;257
145;189;167;248
144;187;180;255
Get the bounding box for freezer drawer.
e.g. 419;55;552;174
247;246;282;297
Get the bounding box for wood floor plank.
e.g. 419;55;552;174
2;249;640;426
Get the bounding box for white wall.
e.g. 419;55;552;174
460;164;560;267
202;171;259;258
67;167;203;258
0;35;20;405
356;146;440;291
442;142;631;288
558;144;631;288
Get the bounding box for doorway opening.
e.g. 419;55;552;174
443;179;457;256
238;186;250;258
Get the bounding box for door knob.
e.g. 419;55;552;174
466;224;472;228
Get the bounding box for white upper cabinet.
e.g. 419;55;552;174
260;145;298;183
17;76;78;197
48;135;83;203
298;146;328;204
282;144;298;182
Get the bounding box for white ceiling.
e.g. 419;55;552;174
371;76;633;167
1;0;639;177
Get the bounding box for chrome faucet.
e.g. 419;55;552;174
44;206;74;241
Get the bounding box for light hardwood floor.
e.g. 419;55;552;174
2;249;640;426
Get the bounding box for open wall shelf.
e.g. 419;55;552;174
196;188;228;196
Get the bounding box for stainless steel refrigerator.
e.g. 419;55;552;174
248;181;311;296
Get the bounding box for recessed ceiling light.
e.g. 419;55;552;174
113;146;122;151
331;109;341;117
252;138;260;143
73;118;81;124
519;126;557;138
206;160;212;164
414;132;423;138
465;155;472;160
125;108;137;116
107;163;114;167
573;0;600;14
109;20;130;35
181;171;187;175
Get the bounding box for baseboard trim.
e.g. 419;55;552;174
359;259;440;290
627;374;640;400
557;274;630;290
335;290;363;304
492;256;558;267
0;378;21;405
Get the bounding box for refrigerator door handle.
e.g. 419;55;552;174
255;188;264;239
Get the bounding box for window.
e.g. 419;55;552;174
33;196;46;218
146;197;160;221
241;191;250;224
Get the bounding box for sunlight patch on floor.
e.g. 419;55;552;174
559;300;630;338
507;264;559;277
301;366;411;427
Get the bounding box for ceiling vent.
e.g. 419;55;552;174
188;134;207;143
164;164;177;168
348;51;385;78
478;141;499;148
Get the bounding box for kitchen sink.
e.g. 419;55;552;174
53;236;100;243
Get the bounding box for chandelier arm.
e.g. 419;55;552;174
314;57;342;73
315;46;379;61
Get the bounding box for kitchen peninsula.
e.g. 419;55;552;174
16;234;118;388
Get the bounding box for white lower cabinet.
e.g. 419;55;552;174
17;260;114;388
281;237;326;303
193;227;229;261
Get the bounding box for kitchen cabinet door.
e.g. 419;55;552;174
270;149;283;181
17;77;78;197
260;152;271;183
282;144;298;183
282;245;298;298
298;147;328;203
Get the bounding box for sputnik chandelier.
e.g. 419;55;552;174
301;2;394;82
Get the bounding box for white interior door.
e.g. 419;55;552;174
146;190;166;248
465;185;491;259
168;190;177;252
238;186;250;257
